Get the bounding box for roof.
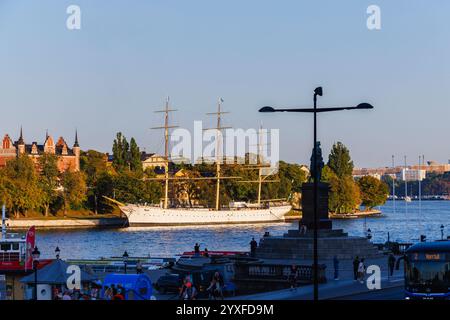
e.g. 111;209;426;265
406;241;450;253
20;259;98;285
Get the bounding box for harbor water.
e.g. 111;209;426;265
36;200;449;259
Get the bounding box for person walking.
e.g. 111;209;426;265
203;248;210;258
250;238;258;257
358;258;366;284
136;260;143;274
194;243;200;257
388;254;396;277
333;255;340;280
352;256;360;281
104;286;113;300
288;265;299;291
180;280;197;300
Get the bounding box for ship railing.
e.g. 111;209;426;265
0;252;20;262
234;262;326;284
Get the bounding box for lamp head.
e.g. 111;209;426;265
32;246;40;261
259;106;275;113
314;87;323;97
356;103;374;109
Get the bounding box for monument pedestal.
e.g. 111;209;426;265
255;181;383;261
299;182;332;231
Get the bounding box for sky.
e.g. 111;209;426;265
0;0;449;168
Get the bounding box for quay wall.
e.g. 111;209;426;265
5;217;128;230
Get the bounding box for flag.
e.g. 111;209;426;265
24;226;36;271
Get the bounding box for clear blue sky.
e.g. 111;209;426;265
1;0;449;168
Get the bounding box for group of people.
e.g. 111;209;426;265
353;256;367;283
103;284;128;300
179;271;225;300
194;243;210;257
53;284;102;300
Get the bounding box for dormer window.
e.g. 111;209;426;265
31;143;38;154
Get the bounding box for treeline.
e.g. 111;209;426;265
382;172;450;197
0;154;86;218
322;142;389;213
0;132;308;218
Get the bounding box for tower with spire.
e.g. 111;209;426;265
17;127;25;155
73;130;80;171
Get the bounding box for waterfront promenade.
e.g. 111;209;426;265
232;274;404;300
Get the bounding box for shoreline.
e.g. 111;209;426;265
5;217;128;230
5;210;383;229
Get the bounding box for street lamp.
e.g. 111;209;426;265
259;87;373;301
31;246;40;300
440;225;444;241
123;251;129;274
55;246;60;259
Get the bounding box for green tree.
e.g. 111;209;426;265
328;175;361;214
60;171;87;217
80;150;110;214
327;142;354;178
112;132;129;171
38;153;59;217
358;176;389;210
129;138;142;174
3;155;42;218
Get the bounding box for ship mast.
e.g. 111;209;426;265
153;97;178;209
238;125;279;206
206;98;229;211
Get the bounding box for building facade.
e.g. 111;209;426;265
0;129;80;172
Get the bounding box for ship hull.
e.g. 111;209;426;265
120;205;291;226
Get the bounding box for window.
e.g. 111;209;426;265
1;244;11;251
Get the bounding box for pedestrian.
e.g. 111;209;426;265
207;272;224;300
180;280;197;300
203;248;210;258
136;260;143;274
333;255;339;280
104;286;113;300
352;256;360;281
113;285;125;300
111;284;117;296
62;291;72;301
194;243;200;256
288;265;299;291
250;237;258;257
91;286;99;300
388;254;396;277
358;258;366;284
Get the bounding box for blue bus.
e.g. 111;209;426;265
405;241;450;300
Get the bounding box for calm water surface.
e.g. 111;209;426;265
36;200;449;259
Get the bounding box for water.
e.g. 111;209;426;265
36;200;449;259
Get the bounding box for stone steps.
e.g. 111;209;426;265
255;234;383;260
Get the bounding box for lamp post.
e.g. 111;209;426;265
123;251;129;274
31;246;40;300
259;87;373;301
440;225;444;241
55;246;60;260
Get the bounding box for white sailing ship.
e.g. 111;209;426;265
119;98;291;226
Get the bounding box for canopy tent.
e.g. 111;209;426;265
20;259;98;285
102;274;153;300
